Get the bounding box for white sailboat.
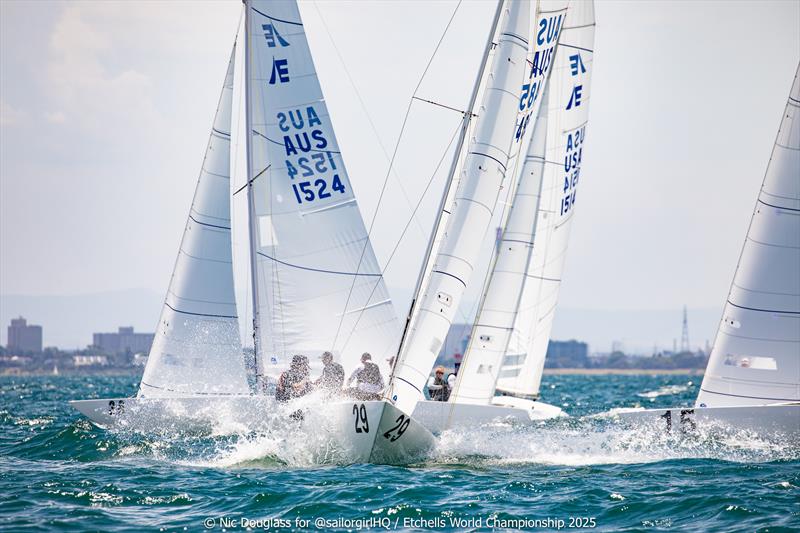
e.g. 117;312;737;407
612;63;800;439
411;0;596;433
71;0;432;464
70;0;551;462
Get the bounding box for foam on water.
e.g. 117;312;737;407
637;383;691;398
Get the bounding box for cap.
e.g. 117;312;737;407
361;352;372;361
320;351;333;360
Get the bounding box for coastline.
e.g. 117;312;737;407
542;368;704;375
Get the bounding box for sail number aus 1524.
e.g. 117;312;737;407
286;151;346;204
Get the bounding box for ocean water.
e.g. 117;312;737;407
0;374;797;532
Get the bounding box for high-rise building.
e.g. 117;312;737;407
92;327;154;355
6;317;43;353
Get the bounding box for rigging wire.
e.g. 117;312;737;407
330;0;465;353
311;0;429;239
337;118;465;356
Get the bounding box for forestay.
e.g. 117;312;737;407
243;0;400;381
387;0;531;415
495;0;595;399
140;47;251;397
696;64;800;407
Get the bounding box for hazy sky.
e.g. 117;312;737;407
1;1;799;325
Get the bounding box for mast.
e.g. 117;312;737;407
387;0;532;415
395;0;506;360
243;0;262;390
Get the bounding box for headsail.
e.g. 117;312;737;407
451;89;551;405
242;0;400;381
387;0;532;415
495;0;595;399
696;64;800;407
140;46;251;397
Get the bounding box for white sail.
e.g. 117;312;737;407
387;0;532;415
496;0;595;399
242;0;400;381
451;91;550;405
449;0;567;405
139;46;251;397
696;64;800;408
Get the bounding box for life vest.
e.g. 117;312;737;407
429;375;450;401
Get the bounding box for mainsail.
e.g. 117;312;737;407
696;64;800;407
387;0;532;415
241;0;400;381
139;46;251;397
449;0;568;405
495;0;595;399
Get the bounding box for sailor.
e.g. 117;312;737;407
346;352;385;401
275;355;312;402
427;366;450;401
446;361;460;391
314;351;344;394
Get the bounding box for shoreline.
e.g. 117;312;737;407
543;368;704;375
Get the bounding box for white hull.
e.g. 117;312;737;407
412;396;566;435
607;403;800;441
70;396;434;465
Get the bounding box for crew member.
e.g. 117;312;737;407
427;366;450;401
275;355;312;402
346;352;385;401
314;351;344;394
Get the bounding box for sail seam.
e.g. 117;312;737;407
726;300;800;315
256;251;383;277
201;168;231;180
757;198;800;212
699;387;797;402
559;43;593;53
431;269;467;288
164;303;237;319
188;215;231;231
468;151;508;172
774;142;800;151
500;32;529;46
178;248;233;265
744;236;800;250
250;7;302;26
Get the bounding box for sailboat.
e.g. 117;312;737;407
70;0;551;462
612;63;800;439
411;0;596;433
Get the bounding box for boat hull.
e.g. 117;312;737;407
607;403;800;440
69;396;434;464
412;397;566;435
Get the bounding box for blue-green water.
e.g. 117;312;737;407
0;374;797;532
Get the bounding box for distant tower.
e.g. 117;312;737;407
680;305;690;353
